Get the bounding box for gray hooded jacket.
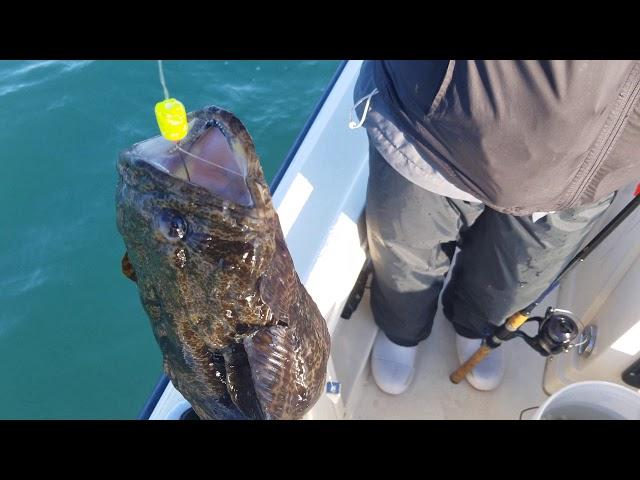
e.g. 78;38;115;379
354;60;640;215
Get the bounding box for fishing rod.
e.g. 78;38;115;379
450;188;640;384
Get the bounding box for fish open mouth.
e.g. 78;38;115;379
131;119;253;207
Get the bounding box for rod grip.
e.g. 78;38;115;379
449;344;493;384
450;311;530;384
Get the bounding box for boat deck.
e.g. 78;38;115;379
349;289;556;420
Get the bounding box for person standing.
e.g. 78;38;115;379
352;60;640;393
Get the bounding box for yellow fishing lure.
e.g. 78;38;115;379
155;98;188;142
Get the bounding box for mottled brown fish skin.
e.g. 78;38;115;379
115;106;330;419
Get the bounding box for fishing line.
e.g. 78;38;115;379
174;144;246;179
158;60;170;101
158;60;191;181
157;60;245;183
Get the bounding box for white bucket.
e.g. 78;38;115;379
533;381;640;420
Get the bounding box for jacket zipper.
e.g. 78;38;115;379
565;62;640;209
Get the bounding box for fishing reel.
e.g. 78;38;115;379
509;307;582;356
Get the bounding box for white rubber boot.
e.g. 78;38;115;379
455;334;506;391
371;330;418;395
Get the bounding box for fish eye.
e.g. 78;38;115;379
158;210;188;241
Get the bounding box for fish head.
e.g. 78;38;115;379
116;106;277;348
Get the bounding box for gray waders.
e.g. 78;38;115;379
366;144;616;346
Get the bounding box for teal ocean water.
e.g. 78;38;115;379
0;60;339;419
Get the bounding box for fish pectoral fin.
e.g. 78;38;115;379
221;343;265;420
258;227;297;323
121;252;137;282
243;325;310;420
